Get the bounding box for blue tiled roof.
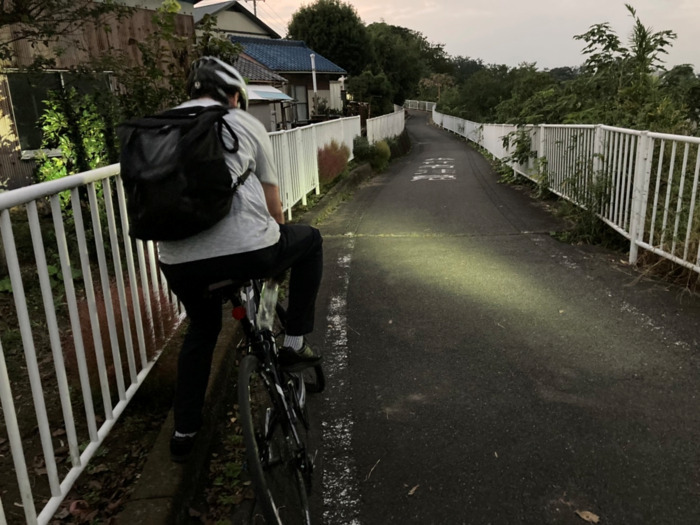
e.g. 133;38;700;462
230;36;347;74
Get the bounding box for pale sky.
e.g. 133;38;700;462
241;0;700;70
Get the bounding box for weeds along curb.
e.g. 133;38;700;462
296;162;374;226
117;313;242;525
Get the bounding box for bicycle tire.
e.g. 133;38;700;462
238;354;312;525
301;364;325;394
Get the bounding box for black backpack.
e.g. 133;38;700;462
117;105;251;241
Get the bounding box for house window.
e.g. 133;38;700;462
292;85;308;122
6;71;111;154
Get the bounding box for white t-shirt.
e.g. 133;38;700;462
157;98;281;264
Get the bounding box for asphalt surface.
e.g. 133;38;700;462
309;110;700;524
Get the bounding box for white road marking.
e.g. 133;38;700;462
323;238;362;524
411;175;457;182
413;157;457;181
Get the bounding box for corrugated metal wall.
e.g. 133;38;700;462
0;8;195;190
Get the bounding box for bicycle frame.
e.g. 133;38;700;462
224;279;310;459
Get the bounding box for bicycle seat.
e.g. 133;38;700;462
207;279;251;302
208;279;248;292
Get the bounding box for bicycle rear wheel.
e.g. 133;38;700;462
238;354;312;525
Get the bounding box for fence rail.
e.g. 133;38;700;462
0;116;360;525
367;108;405;144
418;101;700;276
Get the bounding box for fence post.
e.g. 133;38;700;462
296;130;307;208
312;124;320;195
592;125;604;176
628;131;652;265
279;133;294;221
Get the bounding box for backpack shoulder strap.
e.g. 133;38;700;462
232;168;252;192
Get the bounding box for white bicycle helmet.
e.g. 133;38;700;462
187;56;249;109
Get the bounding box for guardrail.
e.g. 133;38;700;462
0;115;360;524
413;101;700;276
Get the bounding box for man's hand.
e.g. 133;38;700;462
262;182;284;224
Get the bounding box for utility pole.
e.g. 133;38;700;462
244;0;265;17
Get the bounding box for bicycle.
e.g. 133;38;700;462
211;278;324;524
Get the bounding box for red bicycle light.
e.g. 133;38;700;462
232;306;247;320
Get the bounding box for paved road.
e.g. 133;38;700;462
308;110;700;525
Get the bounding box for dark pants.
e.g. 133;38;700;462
160;224;323;433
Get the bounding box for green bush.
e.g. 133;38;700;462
370;140;391;172
388;130;411;158
352;136;392;172
353;135;371;162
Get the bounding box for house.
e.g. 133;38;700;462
0;4;196;190
0;0;346;188
230;36;347;125
194;1;347;127
193;0;281;39
234;54;293;131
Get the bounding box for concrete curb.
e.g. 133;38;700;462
115;162;375;524
295;162;374;227
117;315;241;524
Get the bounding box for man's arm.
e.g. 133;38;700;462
262;182;284;224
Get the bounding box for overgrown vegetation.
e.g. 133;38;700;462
317;139;351;185
352;136;391;172
16;0;241;189
436;4;699;136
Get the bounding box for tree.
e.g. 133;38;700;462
451;56;485;84
366;23;449;106
661;65;700;123
494;63;556;123
346;70;394;116
0;0;131;65
419;73;455;102
569;3;683;130
287;0;371;76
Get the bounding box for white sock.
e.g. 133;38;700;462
283;335;304;351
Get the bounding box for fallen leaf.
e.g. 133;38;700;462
575;510;600;523
68;500;90;517
408;485;419;496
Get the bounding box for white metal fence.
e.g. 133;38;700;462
423;103;700;275
404;100;436;112
366;107;406;144
271;116;361;220
0;116;360;525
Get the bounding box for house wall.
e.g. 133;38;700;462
112;0;196;15
0;8;195;189
6;9;194;69
213;11;275;38
280;73;345;122
248;102;282;131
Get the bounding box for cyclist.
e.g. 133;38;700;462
158;56;323;463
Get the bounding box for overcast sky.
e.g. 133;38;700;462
242;0;699;70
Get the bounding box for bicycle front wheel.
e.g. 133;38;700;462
238;354;312;525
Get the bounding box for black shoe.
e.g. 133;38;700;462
279;342;322;372
170;432;196;463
